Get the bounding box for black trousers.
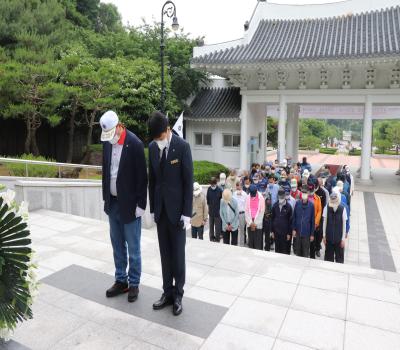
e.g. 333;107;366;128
274;233;289;254
209;215;222;242
296;236;310;258
156;209;186;299
324;241;344;263
223;230;238;245
263;218;272;251
248;228;263;250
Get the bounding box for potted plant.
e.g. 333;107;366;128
0;184;37;343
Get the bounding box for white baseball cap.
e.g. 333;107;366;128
100;111;119;142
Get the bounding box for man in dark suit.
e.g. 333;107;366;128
148;111;193;316
100;111;148;303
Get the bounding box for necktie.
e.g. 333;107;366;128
160;147;167;173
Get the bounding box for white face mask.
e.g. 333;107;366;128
279;198;285;204
302;194;309;202
245;184;250;188
109;132;120;145
211;185;217;190
156;138;168;151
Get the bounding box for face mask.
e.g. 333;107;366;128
302;194;309;202
281;176;287;181
211;185;217;190
156;137;168;150
109;132;119;145
245;184;250;188
279;198;285;204
291;186;297;191
254;180;259;184
236;190;242;195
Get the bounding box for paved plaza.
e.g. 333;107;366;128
3;189;400;350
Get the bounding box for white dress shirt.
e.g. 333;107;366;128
159;131;173;159
110;142;123;196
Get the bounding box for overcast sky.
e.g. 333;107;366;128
102;0;344;44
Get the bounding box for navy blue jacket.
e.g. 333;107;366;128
102;130;148;224
148;134;193;225
206;186;223;217
271;202;293;236
293;201;315;237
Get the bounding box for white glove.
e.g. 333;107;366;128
151;213;155;221
181;215;191;230
135;207;145;218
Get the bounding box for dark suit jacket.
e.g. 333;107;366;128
102;130;148;224
148;134;193;225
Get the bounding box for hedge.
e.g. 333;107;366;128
5;154;58;178
193;161;229;185
319;148;337;155
348;149;361;156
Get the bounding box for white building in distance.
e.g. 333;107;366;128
188;0;400;180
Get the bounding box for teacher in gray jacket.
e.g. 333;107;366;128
220;189;239;246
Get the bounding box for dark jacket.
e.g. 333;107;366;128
207;186;223;217
148;134;193;225
102;130;148;224
271;202;293;235
326;205;345;243
293;201;315;237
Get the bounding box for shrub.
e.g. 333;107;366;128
5;154;58;178
348;149;361;156
193;161;229;185
319;148;337;155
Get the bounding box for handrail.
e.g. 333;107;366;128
0;157;101;170
0;157;102;178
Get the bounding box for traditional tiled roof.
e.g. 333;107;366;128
186;87;241;120
192;6;400;65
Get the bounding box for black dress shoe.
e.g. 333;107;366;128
153;294;173;310
173;298;183;316
106;281;129;298
128;286;139;303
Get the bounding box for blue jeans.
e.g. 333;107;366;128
108;198;141;287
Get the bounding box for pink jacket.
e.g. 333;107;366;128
245;192;265;229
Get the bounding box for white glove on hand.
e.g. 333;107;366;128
181;215;191;230
135;207;145;218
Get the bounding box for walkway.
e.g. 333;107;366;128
5;204;400;350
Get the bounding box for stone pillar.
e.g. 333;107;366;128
286;105;295;160
240;96;249;171
277;95;287;162
293;105;300;163
361;97;373;180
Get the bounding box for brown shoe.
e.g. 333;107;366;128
106;281;129;298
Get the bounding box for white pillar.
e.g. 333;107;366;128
278;95;287;162
286;105;295;159
293;105;300;163
260;112;267;164
240;96;248;171
361;97;373;180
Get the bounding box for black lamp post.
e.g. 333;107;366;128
160;1;179;114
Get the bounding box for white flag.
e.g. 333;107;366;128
173;112;184;138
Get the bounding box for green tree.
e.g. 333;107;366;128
266;117;278;148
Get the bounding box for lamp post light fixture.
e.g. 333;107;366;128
160;1;179;114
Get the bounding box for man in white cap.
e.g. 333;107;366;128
100;110;148;303
323;191;347;263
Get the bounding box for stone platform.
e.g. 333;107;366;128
3;205;400;350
